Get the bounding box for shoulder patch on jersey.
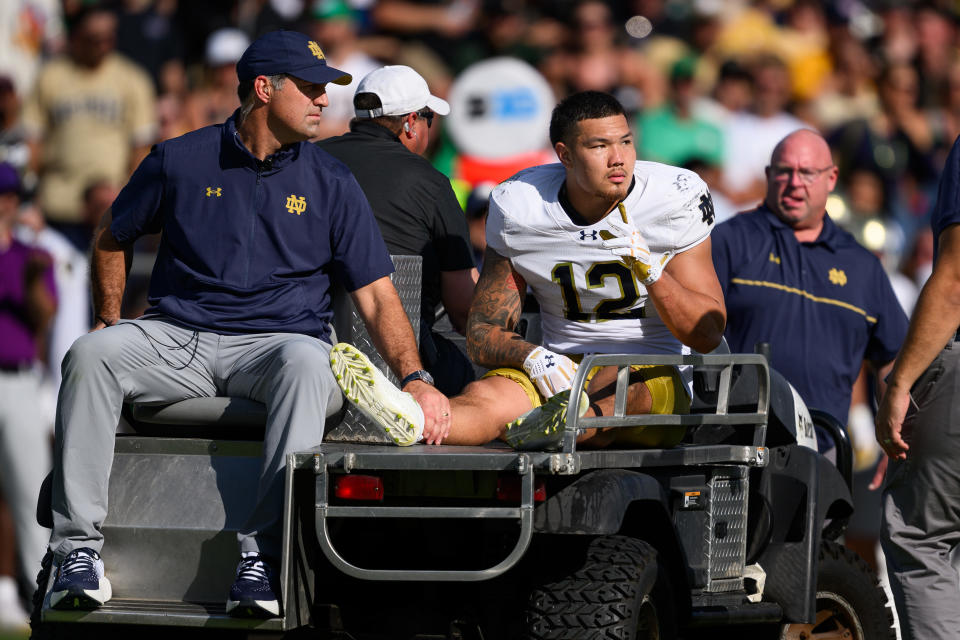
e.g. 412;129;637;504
673;172;695;193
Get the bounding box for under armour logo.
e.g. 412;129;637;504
307;41;325;60
698;193;715;225
544;354;556;368
285;194;307;215
579;230;598;241
205;187;222;197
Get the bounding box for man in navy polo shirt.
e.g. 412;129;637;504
712;129;907;435
877;133;960;640
44;30;449;618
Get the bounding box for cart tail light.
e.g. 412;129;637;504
497;476;546;503
334;475;384;501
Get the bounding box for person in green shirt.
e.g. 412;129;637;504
636;57;724;167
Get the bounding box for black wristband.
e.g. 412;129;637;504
96;315;116;327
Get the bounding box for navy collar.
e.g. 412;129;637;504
222;110;300;173
754;203;844;251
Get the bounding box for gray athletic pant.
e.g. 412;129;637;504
49;317;342;563
882;339;960;640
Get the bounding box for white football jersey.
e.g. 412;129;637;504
486;162;715;390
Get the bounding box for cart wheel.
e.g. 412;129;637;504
779;541;895;640
524;535;676;639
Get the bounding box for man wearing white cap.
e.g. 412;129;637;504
318;65;478;396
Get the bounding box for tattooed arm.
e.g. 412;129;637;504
466;247;537;369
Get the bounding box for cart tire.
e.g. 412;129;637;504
524;535;676;639
778;541;895;640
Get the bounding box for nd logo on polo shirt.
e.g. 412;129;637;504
285;194;306;215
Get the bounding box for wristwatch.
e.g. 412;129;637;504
401;369;434;388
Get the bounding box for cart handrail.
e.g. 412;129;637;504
562;353;771;453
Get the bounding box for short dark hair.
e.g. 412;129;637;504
353;92;404;134
68;5;115;35
549;91;626;146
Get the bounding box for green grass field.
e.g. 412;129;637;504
0;629;28;640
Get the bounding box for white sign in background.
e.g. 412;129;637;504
446;57;554;160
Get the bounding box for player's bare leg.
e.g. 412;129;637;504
444;376;534;445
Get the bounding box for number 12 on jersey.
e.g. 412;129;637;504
552;261;647;322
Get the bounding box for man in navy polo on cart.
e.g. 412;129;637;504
711;129;907;441
43;30;448;618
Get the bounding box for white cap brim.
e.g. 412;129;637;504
426;95;450;116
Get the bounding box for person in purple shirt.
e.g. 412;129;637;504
0;162;56;623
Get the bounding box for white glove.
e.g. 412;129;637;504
522;346;578;399
600;219;665;286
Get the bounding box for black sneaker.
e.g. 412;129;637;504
226;554;280;618
49;548;112;610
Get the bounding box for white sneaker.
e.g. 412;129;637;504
49;547;112;610
330;343;425;446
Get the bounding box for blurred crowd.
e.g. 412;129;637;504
1;0;957;630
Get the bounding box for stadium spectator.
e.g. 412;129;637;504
22;6;156;252
721;54;807;208
811;37;879;132
318;65;478;396
828;61;938;242
0;162;55;628
115;0;184;93
636;56;724;167
931;61;960;162
692;58;753;132
563;0;662;109
183;28;248;132
305;0;381;139
0;77;30;185
912;4;956;111
0;0;64;96
14;190;92;429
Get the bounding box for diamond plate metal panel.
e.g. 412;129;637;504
325;256;422;444
706;471;748;591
